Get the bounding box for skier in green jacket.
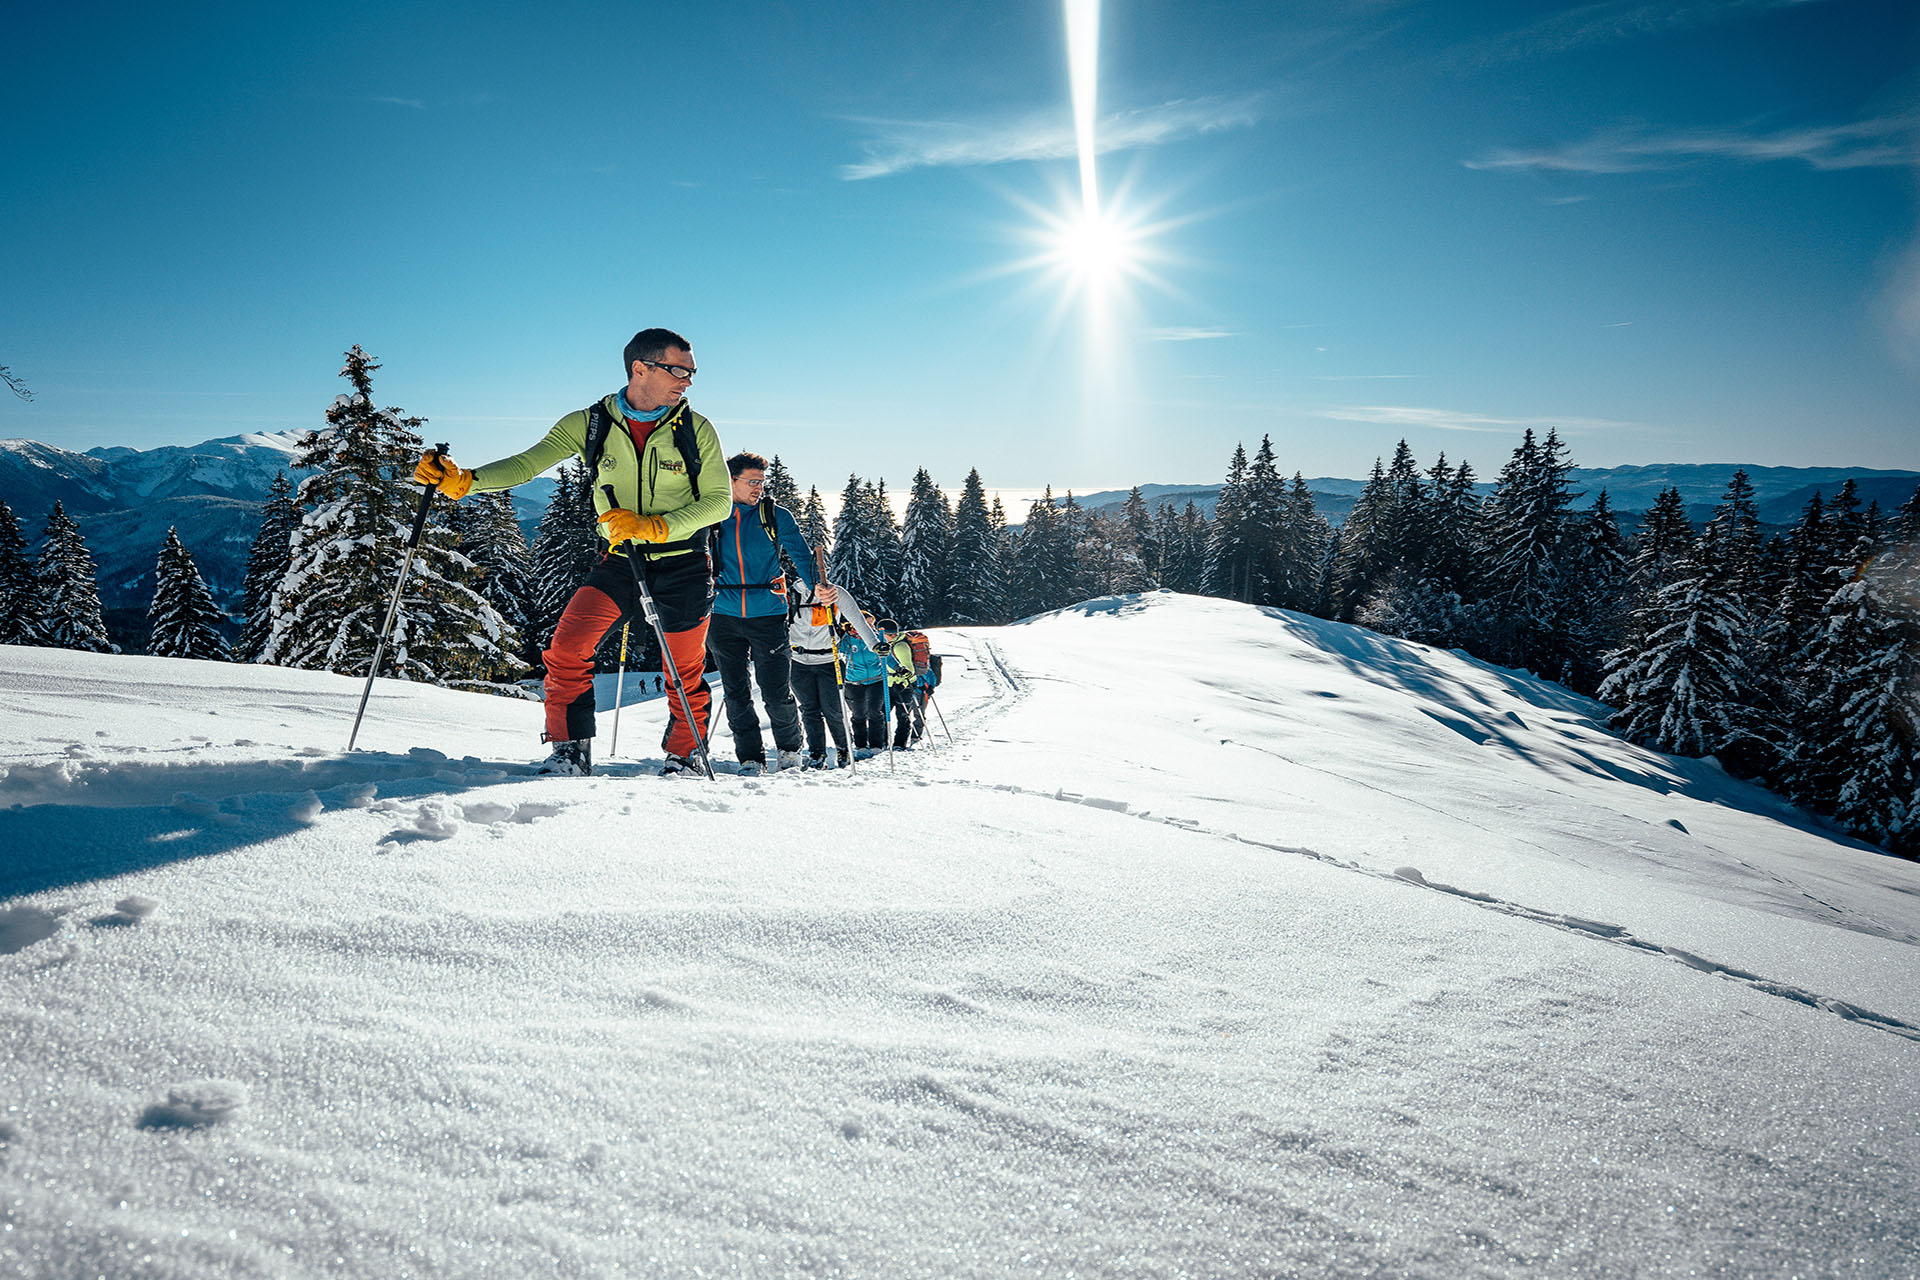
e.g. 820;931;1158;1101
412;328;730;776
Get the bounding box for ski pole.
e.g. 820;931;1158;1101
608;623;630;758
915;690;939;753
812;548;856;775
926;688;954;745
879;649;895;774
833;645;858;775
602;485;714;779
348;443;447;751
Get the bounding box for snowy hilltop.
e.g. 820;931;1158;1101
2;593;1916;1278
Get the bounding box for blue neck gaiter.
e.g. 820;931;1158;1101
618;391;674;423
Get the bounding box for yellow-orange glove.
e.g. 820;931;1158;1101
597;508;670;545
412;453;474;500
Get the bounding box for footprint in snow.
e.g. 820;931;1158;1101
137;1080;248;1131
0;905;64;955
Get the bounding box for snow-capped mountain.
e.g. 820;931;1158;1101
79;429;307;503
0;432;557;616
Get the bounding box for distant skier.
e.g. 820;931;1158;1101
787;580;851;768
410;328;728;776
708;452;832;774
877;619;921;749
836;614;887;755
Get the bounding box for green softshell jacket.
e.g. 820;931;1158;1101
468;395;730;557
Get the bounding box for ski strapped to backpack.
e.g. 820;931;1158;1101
582;399;710;558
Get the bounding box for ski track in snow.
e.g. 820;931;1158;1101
931;629;1920;1047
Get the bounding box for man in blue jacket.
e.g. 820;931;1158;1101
709;452;830;774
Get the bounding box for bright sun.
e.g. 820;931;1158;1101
1052;206;1140;284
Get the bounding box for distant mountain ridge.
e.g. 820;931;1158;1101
1;431;1914;631
1068;464;1920;528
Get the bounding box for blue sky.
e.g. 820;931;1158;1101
3;0;1916;497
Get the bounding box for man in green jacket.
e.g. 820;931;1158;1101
413;328;729;776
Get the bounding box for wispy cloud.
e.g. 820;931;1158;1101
1147;326;1237;342
840;95;1264;181
370;96;427;110
1317;405;1638;433
1466;113;1920;174
1467;0;1827;64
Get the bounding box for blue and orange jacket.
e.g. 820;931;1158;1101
712;500;817;619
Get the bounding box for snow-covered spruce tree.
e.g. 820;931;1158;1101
1617;487;1694;655
450;490;536;677
1075;503;1123;599
799;486;831;558
946;469;1004;624
238;471;300;662
1240;437;1291;606
1558;491;1630;695
1780;535;1919;851
262;346;519;686
1356;444;1463;640
1203;444;1255;602
1276;475;1331;614
1151;502;1183;593
897;468;952;624
147;527;231;661
1008;488;1071;618
1173;500;1213;596
1600;476;1765;763
989;494;1014;618
36;501;113;652
1327;458;1388;621
528;456;600;664
1117;487;1157;591
869;478;904;616
1752;491;1835;721
0;498;44;645
1057;492;1100;603
765;455;802;513
1422;455;1479;604
829;474;887;615
1468;428;1579;673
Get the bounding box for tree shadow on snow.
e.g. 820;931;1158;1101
1266;606;1878;854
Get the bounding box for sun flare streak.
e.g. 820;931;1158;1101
1066;0;1103;220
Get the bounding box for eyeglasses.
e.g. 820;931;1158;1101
737;477;766;488
641;360;697;381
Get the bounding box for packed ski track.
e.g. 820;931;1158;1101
3;593;1918;1279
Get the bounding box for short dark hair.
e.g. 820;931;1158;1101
623;328;692;377
727;451;768;478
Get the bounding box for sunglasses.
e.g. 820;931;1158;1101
640;359;697;381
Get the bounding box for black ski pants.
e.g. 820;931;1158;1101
789;660;849;757
707;612;802;763
890;682;920;748
845;681;885;750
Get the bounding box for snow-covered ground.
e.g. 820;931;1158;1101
2;592;1916;1279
